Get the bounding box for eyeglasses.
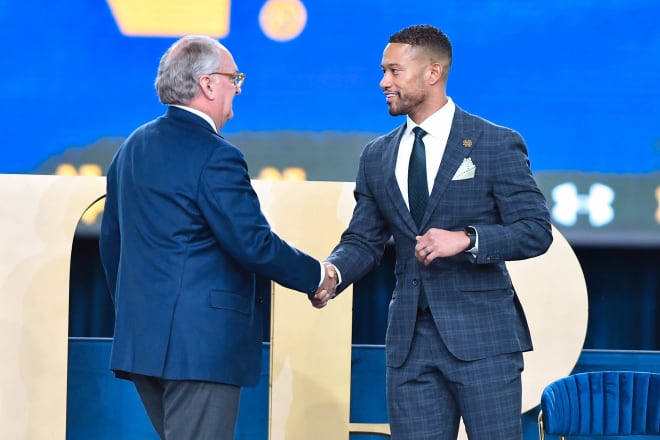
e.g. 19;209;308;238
208;72;245;88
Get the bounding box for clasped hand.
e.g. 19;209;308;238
310;262;338;309
414;228;471;266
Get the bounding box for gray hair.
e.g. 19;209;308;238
155;35;224;105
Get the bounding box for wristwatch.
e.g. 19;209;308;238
463;226;476;251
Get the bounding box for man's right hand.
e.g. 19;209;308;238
310;262;338;308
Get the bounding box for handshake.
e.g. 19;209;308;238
310;262;338;309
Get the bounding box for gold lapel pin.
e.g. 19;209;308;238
462;139;473;148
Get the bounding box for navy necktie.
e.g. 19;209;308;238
408;127;429;229
408;126;429;311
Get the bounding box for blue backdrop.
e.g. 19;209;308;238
2;1;659;244
1;0;659;174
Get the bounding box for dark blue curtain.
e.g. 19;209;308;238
577;246;659;350
68;237;114;338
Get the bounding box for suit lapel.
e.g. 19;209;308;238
421;108;476;228
381;109;480;233
383;125;419;234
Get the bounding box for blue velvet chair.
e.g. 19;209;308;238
538;371;660;439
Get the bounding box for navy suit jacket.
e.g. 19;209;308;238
100;106;321;386
328;106;552;368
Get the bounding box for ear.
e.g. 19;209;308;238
427;62;444;85
199;75;215;99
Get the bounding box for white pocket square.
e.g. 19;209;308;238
452;157;476;180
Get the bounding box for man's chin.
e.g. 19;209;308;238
387;106;403;116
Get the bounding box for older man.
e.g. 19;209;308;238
100;35;335;439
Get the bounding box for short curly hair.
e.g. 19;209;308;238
389;24;452;70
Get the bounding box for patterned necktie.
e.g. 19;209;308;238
408;127;429;229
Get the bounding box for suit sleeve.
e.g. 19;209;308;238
197;144;321;295
473;130;553;263
328;145;391;291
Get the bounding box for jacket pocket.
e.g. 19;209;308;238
209;290;250;315
459;268;512;292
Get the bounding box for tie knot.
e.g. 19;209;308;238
412;126;427;140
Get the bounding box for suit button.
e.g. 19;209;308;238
256;296;263;304
412;279;419;286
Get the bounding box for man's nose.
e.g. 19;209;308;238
379;74;390;89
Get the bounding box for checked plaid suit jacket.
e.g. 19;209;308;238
327;105;552;368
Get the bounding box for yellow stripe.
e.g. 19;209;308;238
106;0;230;38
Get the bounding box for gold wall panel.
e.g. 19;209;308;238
0;174;106;439
0;175;586;439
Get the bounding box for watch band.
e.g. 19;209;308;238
464;226;476;250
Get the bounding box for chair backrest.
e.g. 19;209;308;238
540;371;660;438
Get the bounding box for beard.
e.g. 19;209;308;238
386;89;426;117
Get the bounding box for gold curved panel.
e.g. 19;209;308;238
0;174;106;439
512;226;589;412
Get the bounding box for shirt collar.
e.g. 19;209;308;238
404;96;455;138
172;105;218;133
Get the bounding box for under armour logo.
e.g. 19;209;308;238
551;182;615;227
